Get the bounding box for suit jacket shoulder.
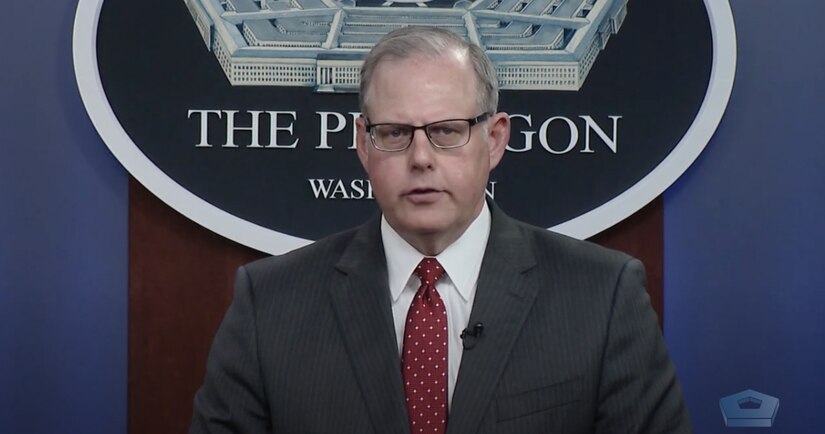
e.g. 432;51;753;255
448;204;691;434
191;214;410;434
242;223;362;288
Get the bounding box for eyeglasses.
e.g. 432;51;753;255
365;113;491;152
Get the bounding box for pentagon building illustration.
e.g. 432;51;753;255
184;0;628;92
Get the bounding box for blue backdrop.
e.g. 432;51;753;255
665;1;825;432
1;1;822;433
1;2;127;433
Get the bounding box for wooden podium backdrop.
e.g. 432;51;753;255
128;177;664;434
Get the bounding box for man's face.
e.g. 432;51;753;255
356;51;510;254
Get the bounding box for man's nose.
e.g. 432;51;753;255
408;129;435;168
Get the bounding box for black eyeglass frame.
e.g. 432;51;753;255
364;112;492;152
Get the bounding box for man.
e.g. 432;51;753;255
191;26;691;433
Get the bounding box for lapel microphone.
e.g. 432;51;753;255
460;322;484;350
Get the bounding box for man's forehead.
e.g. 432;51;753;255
374;47;469;71
361;46;479;117
368;52;476;98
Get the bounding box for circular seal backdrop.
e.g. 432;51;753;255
74;0;736;255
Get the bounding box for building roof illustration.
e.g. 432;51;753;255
183;0;628;91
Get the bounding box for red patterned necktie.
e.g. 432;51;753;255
402;257;448;434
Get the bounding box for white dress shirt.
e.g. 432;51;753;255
381;201;491;409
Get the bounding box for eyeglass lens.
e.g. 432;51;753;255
372;120;471;150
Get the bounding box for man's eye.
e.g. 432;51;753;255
377;126;409;139
432;126;456;135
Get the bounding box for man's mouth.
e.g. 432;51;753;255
405;188;443;203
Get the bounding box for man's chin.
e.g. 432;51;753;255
400;222;447;238
389;217;451;239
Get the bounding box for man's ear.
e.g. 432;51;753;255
355;116;370;173
487;112;510;171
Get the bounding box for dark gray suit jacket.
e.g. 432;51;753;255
191;203;691;433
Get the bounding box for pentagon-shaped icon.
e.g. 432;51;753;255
719;389;779;428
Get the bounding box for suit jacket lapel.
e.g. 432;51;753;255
329;215;410;434
447;203;538;434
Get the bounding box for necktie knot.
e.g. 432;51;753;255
415;257;445;289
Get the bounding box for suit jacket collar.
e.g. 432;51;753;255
331;212;411;434
446;200;538;434
331;202;538;434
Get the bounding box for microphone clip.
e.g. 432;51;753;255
460;322;484;350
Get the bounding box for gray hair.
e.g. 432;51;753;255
359;26;499;118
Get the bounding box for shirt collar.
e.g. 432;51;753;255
382;201;491;303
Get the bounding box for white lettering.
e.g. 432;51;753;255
188;109;222;147
507;114;534;152
349;112;360;150
315;111;361;150
579;115;621;153
330;180;350;199
188;109;621;155
308;179;375;200
308;179;334;198
223;110;262;148
539;116;579;154
265;111;298;148
350;179;371;199
486;181;496;198
316;111;346;150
